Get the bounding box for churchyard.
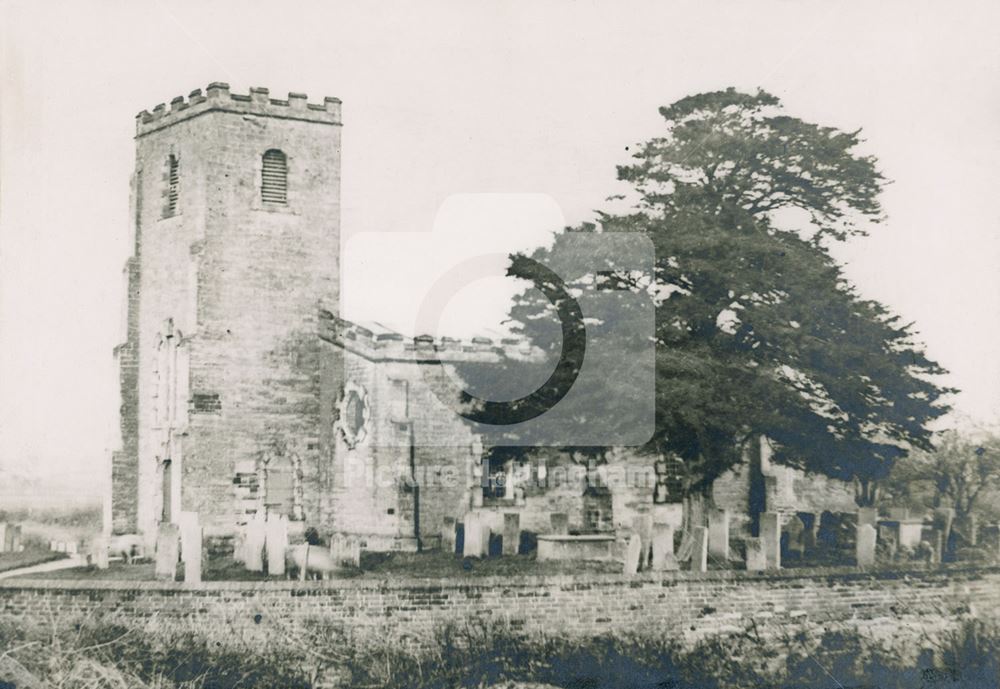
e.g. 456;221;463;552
2;501;997;583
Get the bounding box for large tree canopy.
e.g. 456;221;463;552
466;88;952;503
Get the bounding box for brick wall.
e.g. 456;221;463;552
3;565;997;653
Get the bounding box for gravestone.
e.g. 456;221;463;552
178;512;203;583
550;512;569;535
691;526;709;573
64;540;77;555
651;523;678;571
154;523;180;581
265;514;288;576
91;536;110;570
931;528;944;564
336;535;361;567
856;523;877;567
965;514;979;546
633;514;654;569
502;513;520;556
745;537;767;572
0;523;20;553
441;517;456;553
760;512;781;570
857;507;878;528
623;533;641;575
783;515;806;559
898;519;924;549
708;509;730;560
244;514;266;572
5;524;22;553
463;512;489;558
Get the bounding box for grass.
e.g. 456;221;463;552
0;548;66;573
0;504;101;552
359;550;621;578
1;609;998;689
16;549;620;582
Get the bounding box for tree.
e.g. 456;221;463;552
477;88;952;509
887;429;1000;525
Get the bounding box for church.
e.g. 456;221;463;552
109;83;857;552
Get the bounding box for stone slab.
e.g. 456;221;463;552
154;523;180;581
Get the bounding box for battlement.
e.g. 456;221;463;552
135;83;342;137
318;310;539;364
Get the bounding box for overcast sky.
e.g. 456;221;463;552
1;0;998;483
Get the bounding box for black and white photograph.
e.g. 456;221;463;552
1;1;999;687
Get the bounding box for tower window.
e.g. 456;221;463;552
162;154;180;218
261;149;288;205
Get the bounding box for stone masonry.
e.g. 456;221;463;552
110;83;342;539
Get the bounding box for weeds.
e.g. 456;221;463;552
2;610;999;689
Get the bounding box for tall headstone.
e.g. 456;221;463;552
550;512;569;535
931;528;944;564
691;526;709;573
265;514;289;576
0;523;8;553
463;512;489;558
91;536;110;570
502;513;520;556
760;512;781;570
178;512;203;583
745;537;767;572
651;523;678;571
784;515;806;559
967;514;979;546
336;535;361;567
6;525;21;553
708;509;730;560
856;523;877;567
633;513;654;569
154;523;180;581
441;517;457;554
623;533;641;575
244;514;266;572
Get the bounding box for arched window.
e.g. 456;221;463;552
163;154;180;218
261;149;288;205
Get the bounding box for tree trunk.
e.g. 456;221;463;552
747;437;766;537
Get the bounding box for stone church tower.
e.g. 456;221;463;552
110;83;342;539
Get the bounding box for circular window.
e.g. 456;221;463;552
338;382;370;448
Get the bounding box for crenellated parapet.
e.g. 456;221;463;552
318;310;539;363
135;82;342;137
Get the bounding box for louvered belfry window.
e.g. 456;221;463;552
261;149;288;205
164;154;180;218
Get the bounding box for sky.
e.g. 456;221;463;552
1;0;998;485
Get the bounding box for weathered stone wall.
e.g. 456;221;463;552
320;332;482;550
114;84;342;540
713;437;858;537
2;566;997;653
